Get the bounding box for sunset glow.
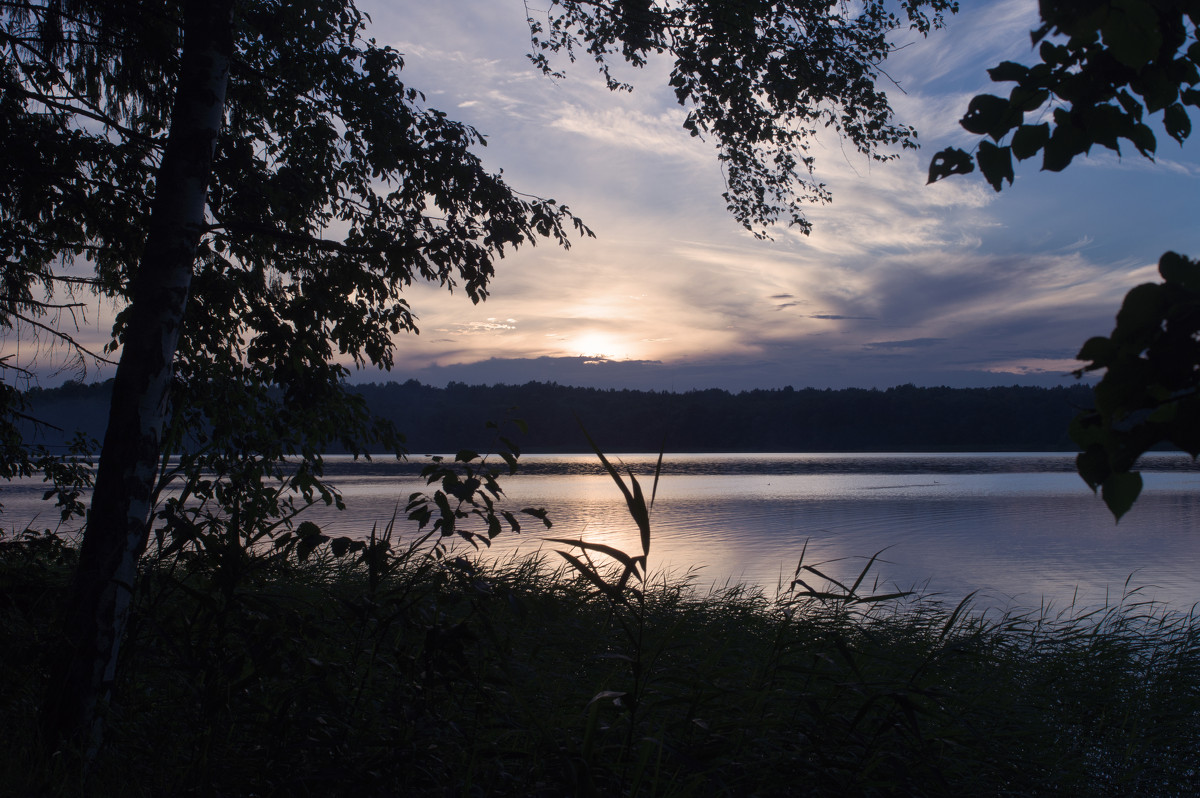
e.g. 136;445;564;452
8;1;1199;392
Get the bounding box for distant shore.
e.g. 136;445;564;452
21;379;1094;454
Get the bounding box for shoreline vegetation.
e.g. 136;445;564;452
20;379;1093;454
4;449;1200;796
3;527;1198;796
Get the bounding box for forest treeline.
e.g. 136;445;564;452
22;379;1095;453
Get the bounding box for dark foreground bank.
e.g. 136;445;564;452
2;525;1198;797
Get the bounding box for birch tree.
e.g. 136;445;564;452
5;0;589;749
1;0;955;752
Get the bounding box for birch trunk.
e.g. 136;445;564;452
41;0;234;751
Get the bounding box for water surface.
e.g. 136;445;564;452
311;453;1200;612
6;453;1199;612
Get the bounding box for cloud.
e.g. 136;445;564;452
434;319;519;336
369;354;1085;392
890;0;1040;91
20;0;1197;397
304;2;1198;392
548;105;705;161
811;314;875;321
864;338;948;349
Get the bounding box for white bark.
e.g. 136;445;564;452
43;0;234;751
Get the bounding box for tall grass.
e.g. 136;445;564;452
2;451;1200;796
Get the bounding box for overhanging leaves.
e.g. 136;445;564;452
927;146;974;183
933;0;1198;187
529;0;958;236
1071;251;1200;520
961;94;1019;140
1101;471;1143;521
976;141;1014;191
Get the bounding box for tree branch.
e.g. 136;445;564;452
206;220;375;257
7;311;115;365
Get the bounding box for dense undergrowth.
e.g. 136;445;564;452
2;519;1199;797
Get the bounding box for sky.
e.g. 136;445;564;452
10;0;1200;392
352;0;1200;391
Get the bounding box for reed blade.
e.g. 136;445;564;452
545;537;640;572
556;550;623;603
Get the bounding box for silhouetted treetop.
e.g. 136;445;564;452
928;0;1198;190
529;0;958;236
26;380;1093;454
927;0;1200;519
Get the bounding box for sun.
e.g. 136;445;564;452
571;331;630;360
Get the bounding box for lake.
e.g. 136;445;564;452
6;453;1200;612
305;452;1200;613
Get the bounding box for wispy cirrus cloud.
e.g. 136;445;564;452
548;105;704;161
865;338;948;350
15;1;1196;393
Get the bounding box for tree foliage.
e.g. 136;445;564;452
25;378;1096;454
928;0;1200;191
1072;252;1200;519
529;0;958;236
2;0;965;750
2;0;592;551
3;0;592;746
2;0;591;455
927;0;1200;519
